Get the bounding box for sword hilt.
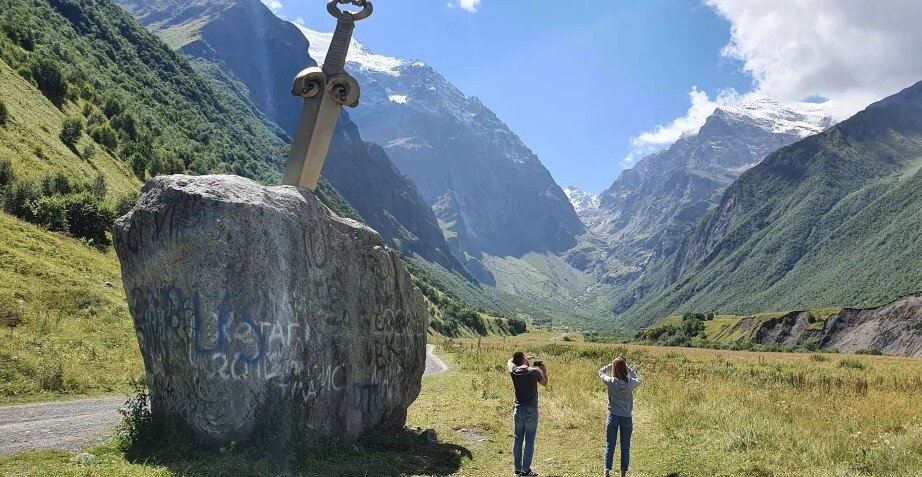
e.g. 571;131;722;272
323;17;354;76
324;1;373;74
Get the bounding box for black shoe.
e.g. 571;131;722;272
521;472;538;477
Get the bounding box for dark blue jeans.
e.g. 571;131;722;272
513;406;539;473
605;413;633;471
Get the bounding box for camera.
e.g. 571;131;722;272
532;359;544;367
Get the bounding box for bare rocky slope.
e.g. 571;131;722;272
734;295;922;357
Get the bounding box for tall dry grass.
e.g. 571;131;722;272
410;338;922;476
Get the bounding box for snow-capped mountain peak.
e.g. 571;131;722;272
563;186;600;213
715;98;835;139
295;23;412;77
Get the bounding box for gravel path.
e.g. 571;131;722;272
0;397;123;457
424;344;448;377
0;344;449;456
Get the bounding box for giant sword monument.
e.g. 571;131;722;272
114;0;428;450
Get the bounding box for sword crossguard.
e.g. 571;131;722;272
291;67;326;99
291;68;360;108
328;0;373;21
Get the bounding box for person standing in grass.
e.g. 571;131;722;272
508;351;548;477
599;356;642;477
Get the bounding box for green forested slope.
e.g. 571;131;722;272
0;60;139;196
618;81;922;327
0;0;288;183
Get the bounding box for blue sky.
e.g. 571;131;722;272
267;0;922;193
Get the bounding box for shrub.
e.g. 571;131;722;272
91;173;107;198
507;317;528;335
838;358;866;370
2;180;40;219
90;123;118;150
66;193;115;246
81;143;96;161
809;354;828;362
0;159;12;187
856;348;883;356
86;111;107;129
60;117;83;148
32;195;69;232
111;111;138;140
38;360;65;392
113;192;139;218
2;23;36;51
79;82;96;101
129;153;149;179
0;99;8;126
31;57;68;106
151;150;184;176
115;380;154;452
40;172;81;196
103;97;124;118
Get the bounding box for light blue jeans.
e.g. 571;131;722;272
605;413;633;471
513;406;539;473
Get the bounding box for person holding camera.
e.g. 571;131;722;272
507;351;548;476
599;356;642;477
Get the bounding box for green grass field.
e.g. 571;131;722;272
0;212;142;404
3;335;922;476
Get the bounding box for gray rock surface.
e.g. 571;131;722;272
729;295;922;357
114;175;428;448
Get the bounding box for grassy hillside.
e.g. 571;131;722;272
0;213;140;403
0;60;139;196
4;337;922;476
617;81;922;327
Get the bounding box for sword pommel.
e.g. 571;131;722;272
327;0;373;22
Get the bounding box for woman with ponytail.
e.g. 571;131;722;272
599;357;642;477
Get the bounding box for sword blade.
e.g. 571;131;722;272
283;95;343;190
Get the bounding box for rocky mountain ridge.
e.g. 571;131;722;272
299;25;584;280
617;80;922;326
735;295;922;357
566;98;834;285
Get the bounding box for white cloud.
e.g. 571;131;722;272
623;88;743;167
261;0;282;12
448;0;481;13
706;0;922;120
622;0;922;169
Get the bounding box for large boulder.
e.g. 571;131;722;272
114;175;428;448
